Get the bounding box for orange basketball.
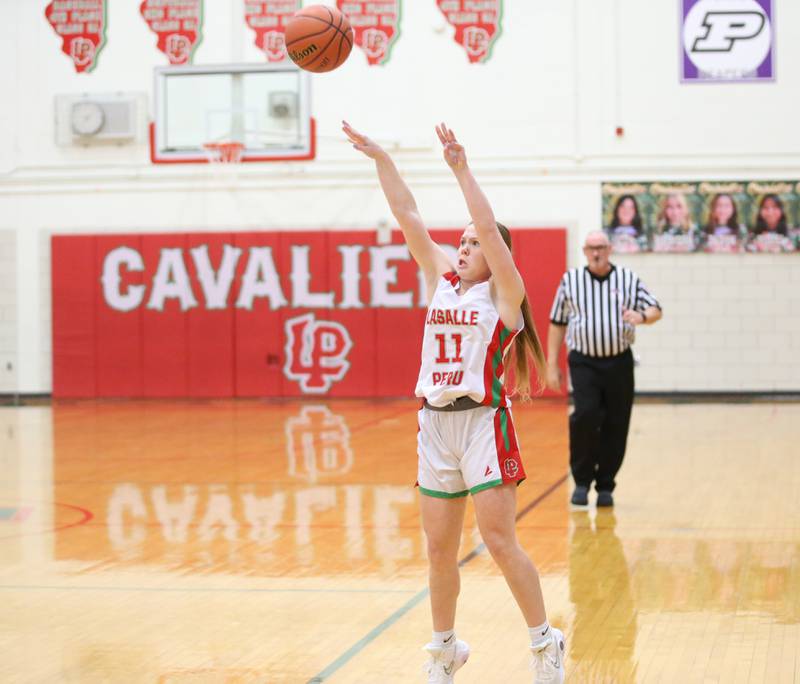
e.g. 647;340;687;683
285;5;354;73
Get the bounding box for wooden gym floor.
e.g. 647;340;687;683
1;398;798;683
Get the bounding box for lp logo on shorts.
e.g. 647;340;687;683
284;314;353;393
503;458;519;479
682;0;773;81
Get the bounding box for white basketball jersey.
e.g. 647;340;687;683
415;272;521;408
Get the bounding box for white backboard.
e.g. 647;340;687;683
151;63;314;164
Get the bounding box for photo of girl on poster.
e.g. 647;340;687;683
794;182;800;247
600;180;800;255
746;192;797;253
702;191;747;253
653;191;702;253
605;193;649;253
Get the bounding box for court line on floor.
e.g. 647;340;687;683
0;585;416;595
305;473;569;684
0;501;93;541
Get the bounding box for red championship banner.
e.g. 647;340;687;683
338;1;400;66
436;0;502;64
244;1;299;62
44;0;107;73
140;0;203;65
52;229;566;398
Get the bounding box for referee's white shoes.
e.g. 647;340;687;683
531;627;566;683
423;638;470;683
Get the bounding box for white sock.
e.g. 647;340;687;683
432;629;455;647
529;621;551;650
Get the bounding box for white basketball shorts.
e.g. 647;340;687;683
416;405;526;498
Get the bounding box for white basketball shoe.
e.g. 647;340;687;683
423;637;470;683
531;627;566;683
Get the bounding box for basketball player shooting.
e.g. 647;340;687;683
342;120;566;683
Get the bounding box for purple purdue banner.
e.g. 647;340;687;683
681;0;774;82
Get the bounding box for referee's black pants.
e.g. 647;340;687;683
568;348;634;493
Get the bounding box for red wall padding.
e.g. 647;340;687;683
52;229;567;398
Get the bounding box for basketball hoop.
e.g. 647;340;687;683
202;140;245;164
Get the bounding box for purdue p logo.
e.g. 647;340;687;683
691;11;765;52
682;0;772;80
284;314;353;394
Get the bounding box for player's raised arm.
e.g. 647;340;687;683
342;121;451;288
435;123;525;310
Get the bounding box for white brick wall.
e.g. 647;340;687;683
615;254;799;392
0;230;17;392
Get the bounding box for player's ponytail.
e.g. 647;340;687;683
496;224;546;399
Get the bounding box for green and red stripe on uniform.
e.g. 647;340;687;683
493;406;525;485
482;320;518;408
483;320;525;486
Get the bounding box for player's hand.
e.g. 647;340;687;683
435;122;467;171
545;364;562;392
342;120;386;160
622;308;645;326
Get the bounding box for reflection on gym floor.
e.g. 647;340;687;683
1;400;799;682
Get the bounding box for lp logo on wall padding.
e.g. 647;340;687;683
284;314;353;393
681;0;773;82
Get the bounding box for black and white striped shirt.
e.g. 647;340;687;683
549;265;661;357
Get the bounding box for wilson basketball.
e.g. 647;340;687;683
285;5;354;73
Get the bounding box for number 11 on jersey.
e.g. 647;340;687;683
434;333;463;364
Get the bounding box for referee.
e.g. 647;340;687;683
546;230;662;507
